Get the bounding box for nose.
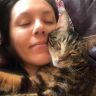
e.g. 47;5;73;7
32;19;45;36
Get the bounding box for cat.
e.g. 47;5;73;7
0;9;96;96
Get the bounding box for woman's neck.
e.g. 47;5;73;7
24;64;40;76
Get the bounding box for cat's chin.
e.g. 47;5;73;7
52;60;72;68
52;60;65;68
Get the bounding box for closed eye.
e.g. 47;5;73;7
57;41;61;50
45;21;55;25
19;22;31;27
69;50;77;56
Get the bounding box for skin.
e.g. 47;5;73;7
9;0;57;76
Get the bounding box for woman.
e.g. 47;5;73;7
0;0;59;94
0;0;59;76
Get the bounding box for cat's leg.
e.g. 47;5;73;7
0;71;22;93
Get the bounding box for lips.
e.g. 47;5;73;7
29;41;48;49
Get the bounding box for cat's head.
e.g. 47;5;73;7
48;10;87;68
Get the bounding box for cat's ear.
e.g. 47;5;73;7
57;10;70;32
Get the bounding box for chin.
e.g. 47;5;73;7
38;56;51;66
32;53;51;66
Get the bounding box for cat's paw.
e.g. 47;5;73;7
0;71;22;93
43;89;57;96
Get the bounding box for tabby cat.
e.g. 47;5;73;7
0;9;96;96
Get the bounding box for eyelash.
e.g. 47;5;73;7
44;21;55;25
18;19;55;28
19;22;31;27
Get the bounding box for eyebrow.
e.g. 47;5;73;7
42;10;53;14
16;12;30;18
15;9;55;21
42;10;55;16
42;10;56;21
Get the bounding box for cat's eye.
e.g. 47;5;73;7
70;53;77;56
61;37;66;42
69;50;77;56
49;40;54;46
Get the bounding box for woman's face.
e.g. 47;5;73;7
10;0;57;66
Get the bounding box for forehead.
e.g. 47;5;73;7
11;0;55;17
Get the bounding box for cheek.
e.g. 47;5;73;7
9;28;30;58
10;32;33;65
46;23;57;33
10;27;30;40
10;30;27;49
